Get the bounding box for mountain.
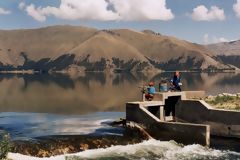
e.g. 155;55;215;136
0;25;233;72
206;40;240;69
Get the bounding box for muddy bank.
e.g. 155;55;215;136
11;127;149;157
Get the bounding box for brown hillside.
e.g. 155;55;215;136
205;41;240;69
0;25;232;71
112;29;226;69
69;31;148;63
206;40;240;56
0;25;97;62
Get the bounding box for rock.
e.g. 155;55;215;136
222;93;236;97
52;149;61;155
206;95;215;101
222;93;229;96
37;149;50;157
23;149;31;156
62;147;70;154
68;145;75;151
80;143;89;150
218;93;224;97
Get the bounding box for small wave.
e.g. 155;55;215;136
8;139;240;160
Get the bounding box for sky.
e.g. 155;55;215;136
0;0;240;44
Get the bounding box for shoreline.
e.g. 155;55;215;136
0;69;238;75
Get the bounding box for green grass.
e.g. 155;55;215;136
0;132;12;159
208;95;234;105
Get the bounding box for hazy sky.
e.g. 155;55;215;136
0;0;240;44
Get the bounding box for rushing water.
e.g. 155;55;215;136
8;139;240;160
0;72;240;159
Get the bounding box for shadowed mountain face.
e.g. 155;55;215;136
206;41;240;69
0;25;232;72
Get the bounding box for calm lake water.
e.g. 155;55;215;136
1;72;240;159
0;72;239;115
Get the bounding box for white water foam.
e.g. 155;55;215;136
8;139;240;160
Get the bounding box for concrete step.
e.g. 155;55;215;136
165;116;174;122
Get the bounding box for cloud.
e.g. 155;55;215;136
19;2;47;22
203;34;209;44
0;7;11;15
203;33;229;44
233;0;240;18
19;2;26;10
108;0;174;21
20;0;174;22
213;37;229;43
25;4;46;22
191;5;225;21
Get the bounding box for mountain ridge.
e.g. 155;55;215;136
0;25;234;72
206;40;240;69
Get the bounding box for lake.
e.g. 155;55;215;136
1;72;240;159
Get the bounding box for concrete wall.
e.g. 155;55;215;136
184;91;205;100
152;91;205;102
126;102;210;146
175;100;240;138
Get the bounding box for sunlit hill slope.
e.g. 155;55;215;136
0;25;233;72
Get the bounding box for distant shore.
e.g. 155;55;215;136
0;70;40;74
0;68;238;75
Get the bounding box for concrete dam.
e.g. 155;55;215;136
126;91;240;146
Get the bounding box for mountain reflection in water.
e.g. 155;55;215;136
0;72;239;114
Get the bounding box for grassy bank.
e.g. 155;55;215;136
205;93;240;110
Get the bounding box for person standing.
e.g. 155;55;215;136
171;71;182;91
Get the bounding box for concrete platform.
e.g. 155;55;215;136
126;90;240;146
149;90;205;103
126;102;210;146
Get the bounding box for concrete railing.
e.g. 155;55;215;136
147;91;205;103
176;100;240;138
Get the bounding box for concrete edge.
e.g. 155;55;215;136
140;106;209;127
140;106;161;122
182;99;240;113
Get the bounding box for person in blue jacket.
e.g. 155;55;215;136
145;81;156;101
170;71;182;91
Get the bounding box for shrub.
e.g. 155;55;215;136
0;132;12;159
209;95;234;105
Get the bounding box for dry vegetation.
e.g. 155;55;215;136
205;93;240;110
